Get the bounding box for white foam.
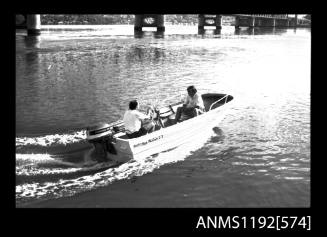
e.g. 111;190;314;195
16;130;86;147
16;129;215;204
16;153;54;161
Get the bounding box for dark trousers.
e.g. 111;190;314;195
175;106;198;122
127;127;147;139
126;123;155;139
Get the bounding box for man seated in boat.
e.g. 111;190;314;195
123;100;155;139
174;85;205;123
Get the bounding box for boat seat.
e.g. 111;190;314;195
157;105;176;128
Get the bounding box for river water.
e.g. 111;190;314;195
15;25;310;207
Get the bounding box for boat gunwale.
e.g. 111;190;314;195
116;93;233;143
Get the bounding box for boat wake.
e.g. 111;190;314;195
16;127;216;206
16;130;90;154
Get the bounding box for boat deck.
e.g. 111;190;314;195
112;93;233;140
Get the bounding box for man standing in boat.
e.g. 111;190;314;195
174;85;205;124
123;100;155;139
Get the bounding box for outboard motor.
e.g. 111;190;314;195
86;123;117;162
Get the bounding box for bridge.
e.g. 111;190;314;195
232;14;310;28
198;14;310;30
16;14;311;36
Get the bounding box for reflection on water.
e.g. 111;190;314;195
16;25;310;207
16;26;310;135
198;28;221;35
235;27;287;35
23;36;41;70
24;35;41;48
134;30;165;39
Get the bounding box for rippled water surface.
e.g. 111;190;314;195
16;25;310;207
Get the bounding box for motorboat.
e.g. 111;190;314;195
86;93;234;162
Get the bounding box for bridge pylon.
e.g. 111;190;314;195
27;14;41;36
134;15;165;32
198;14;222;31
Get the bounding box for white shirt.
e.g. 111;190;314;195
184;93;205;110
123;109;149;133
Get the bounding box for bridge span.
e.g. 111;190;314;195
17;14;310;36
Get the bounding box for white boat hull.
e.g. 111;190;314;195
107;97;233;162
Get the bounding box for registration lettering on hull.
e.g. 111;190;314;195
134;135;164;148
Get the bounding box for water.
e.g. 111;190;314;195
16;25;310;207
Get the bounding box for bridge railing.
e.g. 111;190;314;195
234;14;302;20
234;14;310;23
237;14;288;19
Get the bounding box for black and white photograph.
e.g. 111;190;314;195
15;14;311;214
